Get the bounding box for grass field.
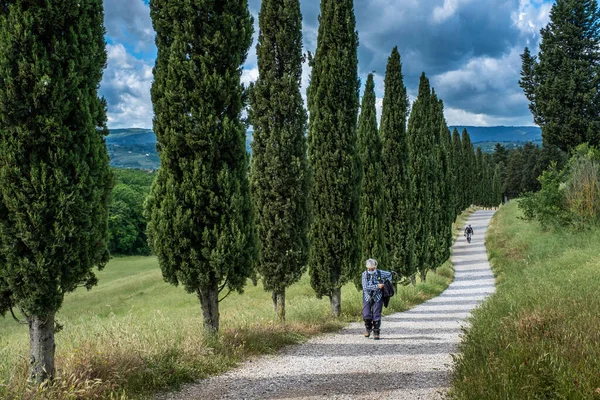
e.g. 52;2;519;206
0;208;474;399
450;202;600;399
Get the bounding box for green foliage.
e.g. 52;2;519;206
407;73;435;272
519;0;600;152
519;144;600;229
451;128;464;215
248;0;310;303
450;202;600;399
0;0;112;318
358;74;387;269
380;47;413;277
307;0;360;298
461;129;476;207
146;0;256;325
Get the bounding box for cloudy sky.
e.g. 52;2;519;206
100;0;553;129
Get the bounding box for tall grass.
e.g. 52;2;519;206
1;248;455;399
450;201;600;399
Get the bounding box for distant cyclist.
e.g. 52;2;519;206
464;224;474;243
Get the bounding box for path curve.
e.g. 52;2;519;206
160;210;496;400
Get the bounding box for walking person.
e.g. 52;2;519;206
362;258;392;340
464;224;474;243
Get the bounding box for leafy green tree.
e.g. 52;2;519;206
248;0;309;321
109;184;150;255
146;0;256;332
407;73;435;281
519;0;600;152
380;47;413;277
504;149;525;199
522;142;543;193
438;109;456;261
307;0;360;316
475;147;485;205
0;0;112;382
492;164;503;206
358;74;387;270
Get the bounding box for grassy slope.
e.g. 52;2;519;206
450;202;600;399
1;235;463;399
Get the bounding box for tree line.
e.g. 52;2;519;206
2;0;596;386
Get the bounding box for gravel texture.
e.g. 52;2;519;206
159;210;496;400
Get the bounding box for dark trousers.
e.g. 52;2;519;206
362;297;383;321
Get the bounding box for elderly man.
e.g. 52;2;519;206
362;258;392;340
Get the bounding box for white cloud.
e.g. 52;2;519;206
104;0;154;52
432;0;473;23
445;107;534;126
512;0;552;40
101;44;154;129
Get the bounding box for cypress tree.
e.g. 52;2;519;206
519;0;600;152
492;164;503;206
452;128;464;215
475;146;485;205
0;0;112;382
439;113;456;260
461;129;476;207
307;0;360;316
248;0;309;321
358;74;387;270
407;73;435;281
380;47;413;278
429;90;446;268
146;0;256;332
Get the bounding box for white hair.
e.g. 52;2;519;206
365;258;378;269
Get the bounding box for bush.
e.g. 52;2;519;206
519;144;600;230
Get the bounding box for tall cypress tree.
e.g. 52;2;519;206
380;47;413;278
438;106;456;262
407;73;435;281
0;0;111;382
358;74;387;269
452;128;464;215
146;0;256;332
307;0;360;316
475;146;485;205
429;90;445;268
519;0;600;152
248;0;309;321
461;129;475;207
492;164;503;206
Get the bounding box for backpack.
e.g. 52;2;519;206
377;270;395;308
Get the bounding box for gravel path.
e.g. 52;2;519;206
160;210;496;400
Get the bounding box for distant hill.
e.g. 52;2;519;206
107;126;541;169
449;126;542;145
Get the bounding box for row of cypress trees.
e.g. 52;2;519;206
0;0;502;383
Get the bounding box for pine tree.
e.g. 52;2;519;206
146;0;256;332
504;149;525;199
439;111;456;261
0;0;112;382
380;47;413;278
452;128;464;215
407;73;435;281
307;0;360;316
358;74;387;270
519;0;600;152
248;0;309;321
461;129;476;207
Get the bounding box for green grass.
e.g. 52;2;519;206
1;247;456;399
450;201;600;399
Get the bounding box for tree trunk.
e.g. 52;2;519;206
329;288;341;317
273;289;286;321
29;312;55;383
198;288;220;332
420;268;427;282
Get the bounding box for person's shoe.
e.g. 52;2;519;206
373;331;380;340
364;330;371;338
363;319;373;338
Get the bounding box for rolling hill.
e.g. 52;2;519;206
107;126;541;170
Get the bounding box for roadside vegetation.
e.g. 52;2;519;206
1;247;458;399
450;201;600;399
